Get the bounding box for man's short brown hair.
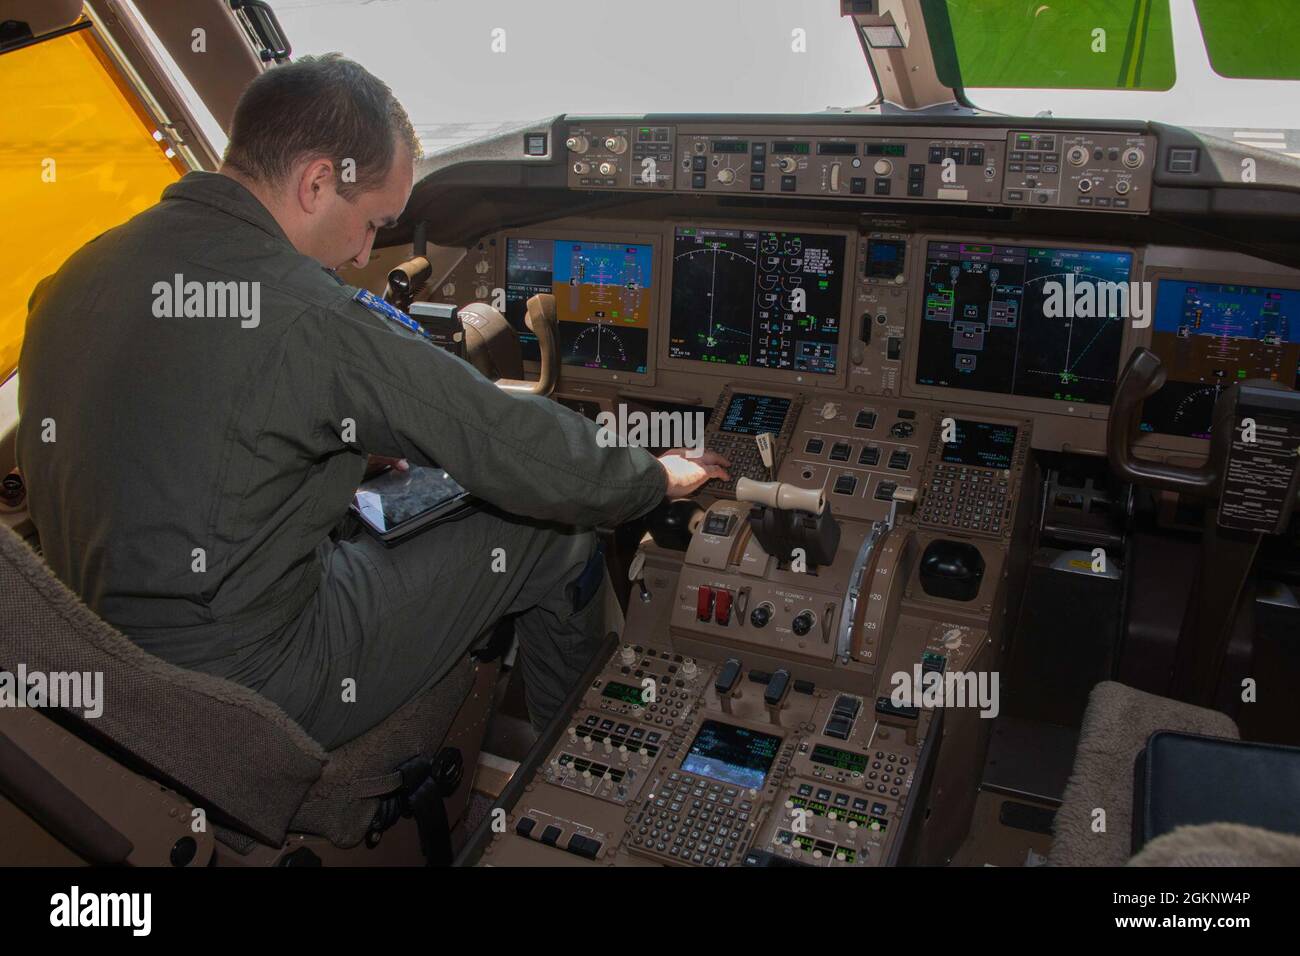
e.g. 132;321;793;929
222;53;421;199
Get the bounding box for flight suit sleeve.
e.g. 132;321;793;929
310;299;668;528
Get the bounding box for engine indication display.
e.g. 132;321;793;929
915;242;1132;405
669;226;846;375
505;237;653;374
1141;279;1300;439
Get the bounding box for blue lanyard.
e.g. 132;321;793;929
352;287;434;342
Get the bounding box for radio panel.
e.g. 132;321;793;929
1003;129;1154;212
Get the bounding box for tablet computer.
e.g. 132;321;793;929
350;464;476;546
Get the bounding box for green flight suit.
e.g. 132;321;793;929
16;171;666;748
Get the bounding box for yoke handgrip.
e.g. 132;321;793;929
1107;347;1217;496
495;293;558;398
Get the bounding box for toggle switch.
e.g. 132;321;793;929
714;588;733;625
696;586;715;622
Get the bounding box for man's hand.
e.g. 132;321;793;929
365;455;409;479
657;448;731;498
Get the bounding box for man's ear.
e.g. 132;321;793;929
296;158;337;214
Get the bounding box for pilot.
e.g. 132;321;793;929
16;54;729;749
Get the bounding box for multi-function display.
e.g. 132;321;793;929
1141;279;1300;438
915;242;1133;405
505;237;653;374
669;226;846;376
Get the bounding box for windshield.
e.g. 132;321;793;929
270;0;874;156
930;0;1300;137
268;0;1300;156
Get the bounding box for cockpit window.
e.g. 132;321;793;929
268;0;876;157
0;24;186;381
924;0;1177;91
1194;0;1300;80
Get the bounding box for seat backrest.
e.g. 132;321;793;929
0;523;327;846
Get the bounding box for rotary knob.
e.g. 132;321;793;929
598;161;616;176
716;167;736;185
604;135;628;154
889;421;914;439
792;611;814;636
1067;145;1088;166
750;603;773;628
822;402;840;420
565;134;590;154
1122;146;1145;169
572;161;590;175
474;259;490;274
777;156;797;174
681;658;699;680
873;159;893;176
619;644;637;665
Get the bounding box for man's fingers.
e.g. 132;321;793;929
659;448;730;468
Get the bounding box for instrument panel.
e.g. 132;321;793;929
439;117;1300;871
563;122;1155;214
425;122;1300;461
438;220;1163;440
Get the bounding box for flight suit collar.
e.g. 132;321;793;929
162;171;295;248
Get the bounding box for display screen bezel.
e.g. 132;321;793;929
1134;265;1300;454
659;220;858;390
939;419;1020;470
679;718;783;791
902;233;1144;422
497;226;662;387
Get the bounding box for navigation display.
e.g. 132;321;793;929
504;237;653;374
681;720;781;790
668;226;846;375
915;242;1133;405
940;420;1019;470
1141;279;1300;439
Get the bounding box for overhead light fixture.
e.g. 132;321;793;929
862;24;904;48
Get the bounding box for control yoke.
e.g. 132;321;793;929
1107;347;1219;496
492;293;559;398
1110;346;1300;704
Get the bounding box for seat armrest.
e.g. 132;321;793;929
1133;731;1300;853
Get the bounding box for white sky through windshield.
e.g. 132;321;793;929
269;0;874;153
269;0;1300;157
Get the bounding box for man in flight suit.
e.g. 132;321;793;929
16;55;728;749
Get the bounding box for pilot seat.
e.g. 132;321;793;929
0;293;566;866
